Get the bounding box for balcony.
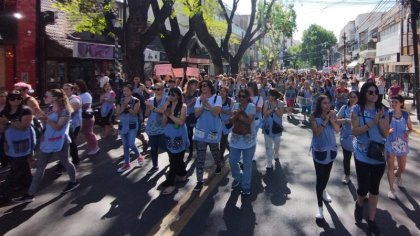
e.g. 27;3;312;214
359;41;376;59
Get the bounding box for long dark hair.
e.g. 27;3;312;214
358;83;383;112
313;95;330;118
237;89;252;104
75;80;89;93
4;90;24;115
247;82;259;96
169;87;183;116
347;91;360;106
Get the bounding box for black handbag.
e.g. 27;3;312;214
362;114;385;162
271;119;283;134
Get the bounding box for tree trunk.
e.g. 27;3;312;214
190;15;224;75
230;61;240;75
270;57;278;72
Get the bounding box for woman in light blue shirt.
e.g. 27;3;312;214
351;83;389;234
310;95;340;225
229;89;256;196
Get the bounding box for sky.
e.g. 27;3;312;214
227;0;380;41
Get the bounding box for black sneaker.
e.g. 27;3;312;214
13;194;35;203
354;201;364;223
368;220;381;235
62;182;80;193
215;165;222;175
147;167;159;175
193;182;203;192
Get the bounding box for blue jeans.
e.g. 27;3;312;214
229;145;256;192
148;134;166;167
120;129;140;164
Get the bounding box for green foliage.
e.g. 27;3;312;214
53;0;116;35
301;24;337;69
258;1;296;70
176;0;226;37
287;43;305;69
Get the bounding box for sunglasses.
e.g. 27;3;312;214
238;95;247;99
152;87;162;91
9;97;23;101
367;90;379;95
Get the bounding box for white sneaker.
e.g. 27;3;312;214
266;162;273;169
388;190;397;200
87;146;100;155
316;207;324;219
323;190;332;203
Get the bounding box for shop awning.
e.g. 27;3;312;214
347;60;358;68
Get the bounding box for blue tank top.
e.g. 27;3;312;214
262;100;284;137
40;109;71;153
118;97;139;134
337;105;354;151
351;105;389;165
221;97;233;135
193;96;223;143
4;126;36;158
310;117;337;164
145;96;167;136
164;112;189;153
385;111;409;156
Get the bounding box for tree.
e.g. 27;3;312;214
260;3;296;72
287;43;304;69
301;24;337;69
54;0;174;81
186;0;275;75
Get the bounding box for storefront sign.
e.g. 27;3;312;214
375;53;399;64
186;67;200;77
73;42;114;59
155;64;173;76
144;49;160;62
173;68;184;78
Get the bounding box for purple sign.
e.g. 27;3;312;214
73;42;114;59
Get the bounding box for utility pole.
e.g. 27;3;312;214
410;0;420;121
342;32;347;71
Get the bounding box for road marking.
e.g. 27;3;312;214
147;166;229;236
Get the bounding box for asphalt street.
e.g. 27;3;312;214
0;109;419;236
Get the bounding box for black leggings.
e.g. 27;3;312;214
187;126;194;153
314;161;333;207
342;148;353;176
355;158;385;196
219;133;229;161
166;151;187;186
